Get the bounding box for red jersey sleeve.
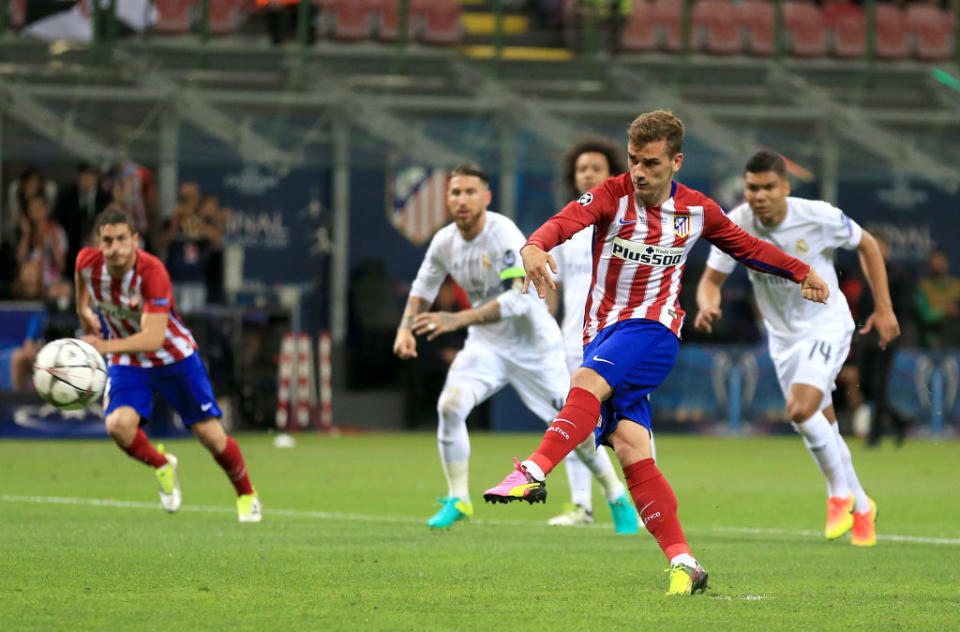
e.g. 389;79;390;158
526;175;624;251
702;199;810;283
140;258;174;314
74;247;100;274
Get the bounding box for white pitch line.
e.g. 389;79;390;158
3;494;959;546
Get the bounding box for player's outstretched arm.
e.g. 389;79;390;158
800;268;830;304
519;244;557;299
694;267;729;333
394;296;430;359
856;230;900;349
413;298;503;341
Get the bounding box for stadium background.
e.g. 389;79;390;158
0;0;958;442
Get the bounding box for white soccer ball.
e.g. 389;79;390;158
32;338;107;410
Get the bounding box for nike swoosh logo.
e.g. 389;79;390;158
640;500;655;515
618;218;636;225
592;356;614;365
201;403;213;411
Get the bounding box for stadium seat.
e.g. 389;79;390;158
9;0;26;29
692;0;743;55
371;0;415;42
906;3;955;61
621;0;658;53
415;0;462;46
208;0;244;35
783;0;828;57
650;0;684;53
316;0;374;41
823;0;865;59
735;0;775;57
875;4;910;61
154;0;195;34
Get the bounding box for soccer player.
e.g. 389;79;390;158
547;137;639;533
75;207;261;523
393;164;630;530
483;110;829;595
694;150;896;547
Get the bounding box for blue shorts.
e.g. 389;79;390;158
580;319;679;446
105;353;222;426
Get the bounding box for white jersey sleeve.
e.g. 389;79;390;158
409;228;450;304
705;206;748;274
820;203;863;251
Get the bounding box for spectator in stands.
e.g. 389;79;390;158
161;183;225;313
348;257;405;389
15;196;71;303
55;163;110;278
915;248;960;350
104;160;159;251
4;167;58;246
851;231;913;447
0;312;46;393
577;0;631;56
257;0;312;45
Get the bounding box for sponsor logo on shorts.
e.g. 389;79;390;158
611;237;685;267
592;355;614;365
200;402;214;412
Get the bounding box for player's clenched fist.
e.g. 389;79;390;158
800;267;830;304
393;329;417;359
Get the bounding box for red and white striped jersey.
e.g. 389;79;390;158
526;175;810;342
76;247;198;367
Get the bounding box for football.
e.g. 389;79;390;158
32;338;107;410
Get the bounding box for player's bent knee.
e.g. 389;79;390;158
437;385;473;424
786;399;818;423
104;408;139;438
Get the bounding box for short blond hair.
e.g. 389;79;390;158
627;109;685;157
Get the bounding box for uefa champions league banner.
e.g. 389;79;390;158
179;165;331;285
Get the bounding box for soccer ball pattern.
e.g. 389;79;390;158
32;339;107;410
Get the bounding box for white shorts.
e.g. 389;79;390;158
769;329;852;412
443;339;570;423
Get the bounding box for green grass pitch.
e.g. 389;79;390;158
1;432;958;631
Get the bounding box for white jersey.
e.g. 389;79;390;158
551;227;594;369
410;212;563;352
705;197;862;344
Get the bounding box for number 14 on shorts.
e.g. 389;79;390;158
808;341;832;363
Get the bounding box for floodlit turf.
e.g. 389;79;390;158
1;432;958;631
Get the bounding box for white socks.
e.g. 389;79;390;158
441;460;470;500
794;410;850;499
569;438;627;503
562;452;594;510
831;422;871;513
436;386;474;499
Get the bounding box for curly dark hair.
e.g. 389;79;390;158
560;136;627;200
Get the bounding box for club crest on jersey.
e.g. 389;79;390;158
611;237;685;267
797;239;809;254
578;192;594;206
673;215;690;239
482;253;491;269
128;291;141;311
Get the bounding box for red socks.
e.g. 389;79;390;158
123;429;168;468
624;458;691;561
214;436;254;496
527;387;601;476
